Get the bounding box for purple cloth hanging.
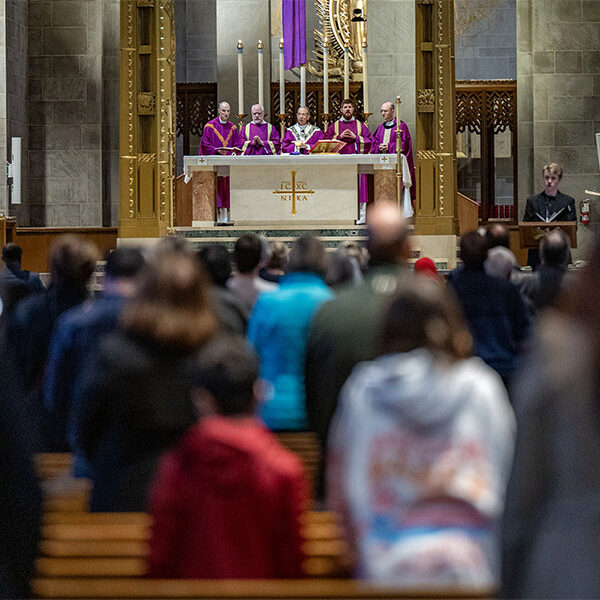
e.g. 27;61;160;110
282;0;306;70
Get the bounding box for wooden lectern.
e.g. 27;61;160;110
518;221;577;249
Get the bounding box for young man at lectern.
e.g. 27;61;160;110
199;101;240;224
325;99;373;224
523;162;576;270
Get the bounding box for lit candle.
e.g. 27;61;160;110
300;65;306;107
237;40;244;116
343;46;350;99
323;37;329;114
362;38;369;115
279;38;285;114
257;40;264;107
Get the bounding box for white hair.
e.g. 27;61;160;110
251;104;264;112
485;246;518;281
217;101;230;110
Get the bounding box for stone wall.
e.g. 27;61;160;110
0;0;7;213
6;0;28;223
455;0;517;80
517;0;600;258
27;0;119;227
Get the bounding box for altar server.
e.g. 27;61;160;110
325;99;373;223
241;104;280;155
281;107;323;154
372;101;416;203
199;101;240;224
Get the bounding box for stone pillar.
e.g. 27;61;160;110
517;0;600;258
414;0;458;235
119;0;176;239
0;0;7;215
217;0;271;122
367;0;416;136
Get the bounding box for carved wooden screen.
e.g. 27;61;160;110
176;83;218;156
269;82;364;130
455;80;517;223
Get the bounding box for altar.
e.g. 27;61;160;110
183;154;398;225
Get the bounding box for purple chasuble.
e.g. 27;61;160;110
200;118;240;156
241;122;281;155
371;119;416;201
199;118;240;210
325;119;372;204
281;124;323;154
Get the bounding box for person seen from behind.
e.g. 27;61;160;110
76;242;217;511
148;336;307;579
328;279;515;585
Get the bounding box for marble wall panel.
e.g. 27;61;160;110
556;51;582;73
52;1;87;27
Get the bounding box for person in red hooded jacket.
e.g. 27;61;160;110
147;336;308;579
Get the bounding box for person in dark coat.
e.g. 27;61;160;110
520;229;574;314
502;235;600;598
448;231;531;385
305;202;411;499
5;236;99;450
76;243;217;512
0;243;45;296
0;342;41;599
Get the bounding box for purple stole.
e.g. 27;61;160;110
241;123;280;155
325;119;372;154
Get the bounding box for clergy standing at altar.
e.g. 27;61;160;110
372;101;416;202
199;101;240;224
325;99;372;223
241;104;281;155
281;107;323;154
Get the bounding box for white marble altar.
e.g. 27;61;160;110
183;154;397;224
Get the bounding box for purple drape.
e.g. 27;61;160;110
282;0;306;70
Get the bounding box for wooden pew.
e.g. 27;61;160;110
276;432;320;490
33;578;493;599
35;453;73;480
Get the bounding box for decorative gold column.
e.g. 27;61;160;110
414;0;458;235
119;0;176;238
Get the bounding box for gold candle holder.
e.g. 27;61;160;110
277;113;287;139
362;112;373;126
236;113;247;131
321;112;331;131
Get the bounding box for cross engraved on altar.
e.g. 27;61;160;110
272;170;315;215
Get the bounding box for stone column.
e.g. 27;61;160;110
517;0;600;258
0;0;7;215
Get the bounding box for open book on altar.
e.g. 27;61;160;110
309;140;346;154
216;147;243;154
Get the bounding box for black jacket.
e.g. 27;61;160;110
76;331;198;512
523;190;576;223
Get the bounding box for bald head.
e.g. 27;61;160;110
540;229;570;268
366;202;410;266
380;102;395;122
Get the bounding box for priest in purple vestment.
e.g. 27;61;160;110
372;101;416;202
324;99;372;223
240;105;280;155
281;107;323;154
199;101;240;223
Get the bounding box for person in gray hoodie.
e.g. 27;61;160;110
328;279;515;587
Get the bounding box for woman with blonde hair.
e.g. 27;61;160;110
76;242;217;511
328;279;515;586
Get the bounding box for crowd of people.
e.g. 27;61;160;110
0;200;598;598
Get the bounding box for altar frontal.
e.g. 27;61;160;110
230;164;357;223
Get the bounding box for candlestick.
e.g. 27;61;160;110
257;40;264;107
343;46;350;99
395;96;403;208
279;38;285;115
323;37;329;115
237;40;244;116
300;65;306;107
361;38;369;116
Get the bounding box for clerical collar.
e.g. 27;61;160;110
341;117;355;122
253;120;266;125
219;119;228;125
384;120;395;128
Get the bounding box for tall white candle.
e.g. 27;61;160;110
279;38;285;114
300;65;306;107
362;38;369;115
343;46;350;99
237;40;244;115
257;40;264;107
323;37;329;114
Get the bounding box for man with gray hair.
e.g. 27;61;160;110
240;104;280;155
281;106;323;154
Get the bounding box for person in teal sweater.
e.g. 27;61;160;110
248;236;333;431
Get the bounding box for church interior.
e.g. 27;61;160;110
1;1;600;599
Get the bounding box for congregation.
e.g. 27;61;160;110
1;200;599;598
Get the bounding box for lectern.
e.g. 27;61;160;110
518;221;577;250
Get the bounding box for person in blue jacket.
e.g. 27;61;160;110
248;236;333;431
